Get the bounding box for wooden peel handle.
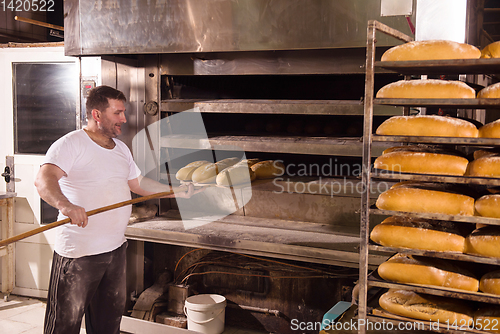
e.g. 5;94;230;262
0;190;174;248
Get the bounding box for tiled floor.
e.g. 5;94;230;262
0;293;85;334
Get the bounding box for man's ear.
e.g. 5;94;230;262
91;109;100;122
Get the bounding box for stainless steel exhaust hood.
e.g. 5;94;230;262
64;0;415;56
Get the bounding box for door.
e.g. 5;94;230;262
0;45;80;298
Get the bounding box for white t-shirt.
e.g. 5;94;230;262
43;129;142;258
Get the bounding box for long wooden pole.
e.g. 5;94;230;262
0;190;174;248
14;16;64;31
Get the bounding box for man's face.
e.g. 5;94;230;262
98;99;127;138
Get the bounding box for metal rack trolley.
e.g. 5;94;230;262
360;20;500;334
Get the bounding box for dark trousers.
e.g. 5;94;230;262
44;242;127;334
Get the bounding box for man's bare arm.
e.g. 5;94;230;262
34;164;88;227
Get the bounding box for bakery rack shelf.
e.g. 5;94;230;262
368;272;500;305
370;208;500;226
375;98;500;108
376;58;500;75
359;19;500;334
371;169;500;186
368;312;491;334
369;243;500;266
160;134;396;157
373;134;500;145
162;99;403;116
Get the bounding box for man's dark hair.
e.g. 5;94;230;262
86;85;126;119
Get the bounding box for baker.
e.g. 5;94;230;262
34;85;202;334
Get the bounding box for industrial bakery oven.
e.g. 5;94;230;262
61;0;481;332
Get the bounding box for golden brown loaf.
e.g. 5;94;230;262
474;305;500;333
216;164;256;186
480;270;500;295
175;160;211;181
376;115;479;138
466;156;500;178
381;40;481;61
250;160;285;179
465;226;500;258
478;82;500;99
475;194;500;218
191;157;240;184
379;289;474;323
376;183;475;216
479;119;500;138
370;216;467;252
378;254;479;292
376;79;476;99
374;150;469;176
481;41;500;58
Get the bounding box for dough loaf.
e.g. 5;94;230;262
216;164;256;186
478;82;500;99
376;79;476;99
175;160;211;181
376;183;475;216
466;156;500;178
374;150;469;176
370;216;466;252
251;160;285;179
191;157;240;184
480;270;500;295
474;306;500;333
376;115;478;138
378;254;478;292
481;41;500;58
379;289;474;323
465;226;500;258
479;119;500;138
381;40;481;61
475;194;500;218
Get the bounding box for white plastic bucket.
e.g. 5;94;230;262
184;294;226;334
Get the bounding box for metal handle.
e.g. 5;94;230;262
1;167;10;183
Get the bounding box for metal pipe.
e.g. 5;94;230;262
226;303;281;317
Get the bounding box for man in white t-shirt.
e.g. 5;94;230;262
35;85;198;334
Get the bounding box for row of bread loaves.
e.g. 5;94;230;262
175;158;285;186
376;114;500;138
380;39;499;61
379;288;500;331
376;79;500;100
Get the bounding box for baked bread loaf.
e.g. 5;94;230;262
465;226;500;258
216;164;256;186
191;157;240;184
251;160;285;179
478;82;500;99
381;40;481;61
479;119;500;138
379;289;474;323
175;160;211;181
374;149;469;176
376;79;476;99
376;182;475;216
466;156;500;178
376;115;479;138
474;306;500;333
481;41;500;58
480;270;500;295
370;216;467;252
474;148;500;160
378;254;479;292
475;194;500;218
